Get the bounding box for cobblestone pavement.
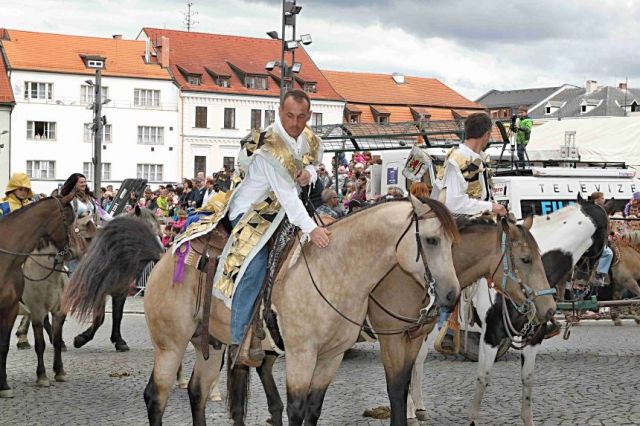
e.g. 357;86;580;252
1;297;640;425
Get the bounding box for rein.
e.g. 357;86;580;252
300;207;441;336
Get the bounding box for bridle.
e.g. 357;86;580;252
301;204;445;336
488;227;556;347
0;197;73;265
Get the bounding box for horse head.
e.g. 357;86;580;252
131;204;162;237
68;214;98;259
500;216;556;323
396;195;460;308
42;192;76;254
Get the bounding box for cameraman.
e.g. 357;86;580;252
513;105;533;167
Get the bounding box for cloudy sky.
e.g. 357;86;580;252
2;0;640;99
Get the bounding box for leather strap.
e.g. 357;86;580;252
201;249;218;361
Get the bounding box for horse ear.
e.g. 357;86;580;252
604;198;616;215
409;194;431;217
577;192;585;204
134;205;142;216
522;215;534;230
500;216;510;234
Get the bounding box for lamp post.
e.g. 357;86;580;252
85;57;110;190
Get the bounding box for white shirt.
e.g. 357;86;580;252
229;115;319;234
436;144;493;215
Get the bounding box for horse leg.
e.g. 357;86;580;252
32;317;50;387
187;337;225;426
0;305;19;398
73;300;105;348
257;352;284;426
110;294;129;352
52;313;67;382
227;361;251;426
408;338;429;421
176;361;189;389
285;352;317;426
144;346;189;426
303;354;344;426
15;314;31;350
468;327;500;425
520;344;539;426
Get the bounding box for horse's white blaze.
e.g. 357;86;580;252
530;204;596;263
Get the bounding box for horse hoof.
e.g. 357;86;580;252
16;341;31;350
209;392;222;401
55;373;68;382
115;343;130;352
416;409;428;421
177;380;188;389
614;320;623;326
0;389;14;398
73;335;88;348
36;378;50;387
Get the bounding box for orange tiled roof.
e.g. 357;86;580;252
1;29;171;80
322;70;484;109
142;28;342;101
0;49;14;104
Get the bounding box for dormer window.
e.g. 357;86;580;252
581;105;587;113
580;99;600;114
245;75;268;90
371;105;391;124
632;101;639;112
80;55;106;70
348;113;360;123
377;115;390;124
187;75;201;86
545;101;565;115
303;82;317;93
217;77;230;88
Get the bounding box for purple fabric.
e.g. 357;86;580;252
173;243;190;284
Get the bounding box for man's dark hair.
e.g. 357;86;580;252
282;89;311;111
464;113;493;139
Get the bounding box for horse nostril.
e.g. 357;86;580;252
446;290;456;304
545;308;555;321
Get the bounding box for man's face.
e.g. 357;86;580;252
595;196;605;206
107;185;113;192
279;97;311;139
160;189;167;197
518;110;527;118
480;130;492;150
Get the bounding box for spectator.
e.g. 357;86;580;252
316;188;343;220
317;165;332;190
385;186;405;199
179;179;193;209
189;177;206;208
347;199;365;214
161;224;174;248
156;188;169;217
202;177;217;207
624;192;640;217
0;172;33;216
410;182;431;199
352;176;368;202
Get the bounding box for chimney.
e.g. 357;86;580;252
392;72;405;84
112;34;122;39
585;79;598;93
159;36;170;69
619;82;628;90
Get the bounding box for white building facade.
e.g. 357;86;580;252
9;70;179;194
180;92;343;177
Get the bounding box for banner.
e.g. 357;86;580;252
402;146;432;181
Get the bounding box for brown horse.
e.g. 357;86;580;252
0;194;75;398
608;233;640;325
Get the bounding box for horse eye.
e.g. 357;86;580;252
521;256;531;264
426;237;439;246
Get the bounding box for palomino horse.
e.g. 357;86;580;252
404;198;608;424
64;206;163;351
606;231;640;325
0;194;76;398
67;196;458;425
16;215;93;387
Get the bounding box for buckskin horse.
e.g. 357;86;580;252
0;194;75;398
64;196;461;425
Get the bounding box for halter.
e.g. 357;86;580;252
301;205;443;336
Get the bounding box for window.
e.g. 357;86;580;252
545;106;551;114
251;109;262;130
223;156;235;172
80;85;109;104
581;105;587;113
303;82;317;93
84;123;112;143
377;115;390;124
26;160;55;180
195;106;208;128
632;102;640;112
137;164;163;181
194;156;206;177
27;121;56;140
282;79;292;92
265;110;275;126
137;126;164;145
245;75;268;90
348;113;360;124
24;82;53;100
224;108;236;129
134;89;161;107
217;77;230;88
86;59;104;68
311;112;323;127
83;162;111;180
187;75;201;85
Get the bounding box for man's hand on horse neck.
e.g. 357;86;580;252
310;227;331;248
296;170;311;187
492;202;507;217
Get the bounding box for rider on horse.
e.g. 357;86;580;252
431;112;507;352
0;172;33;217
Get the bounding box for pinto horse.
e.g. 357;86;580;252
0;194;75;398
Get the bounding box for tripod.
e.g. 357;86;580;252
496;118;530;173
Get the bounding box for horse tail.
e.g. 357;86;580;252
63;216;163;323
226;352;250;423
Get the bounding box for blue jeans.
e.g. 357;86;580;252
597;245;613;275
230;216;269;345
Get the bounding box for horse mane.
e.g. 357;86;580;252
455;214;496;232
0;196;53;223
622;230;640;246
329;197;459;243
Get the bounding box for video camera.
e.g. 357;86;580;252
510;114;518;128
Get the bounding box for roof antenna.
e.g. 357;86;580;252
183;1;199;32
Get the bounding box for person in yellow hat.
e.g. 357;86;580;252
0;172;34;216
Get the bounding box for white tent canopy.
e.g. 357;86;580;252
526;116;640;167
